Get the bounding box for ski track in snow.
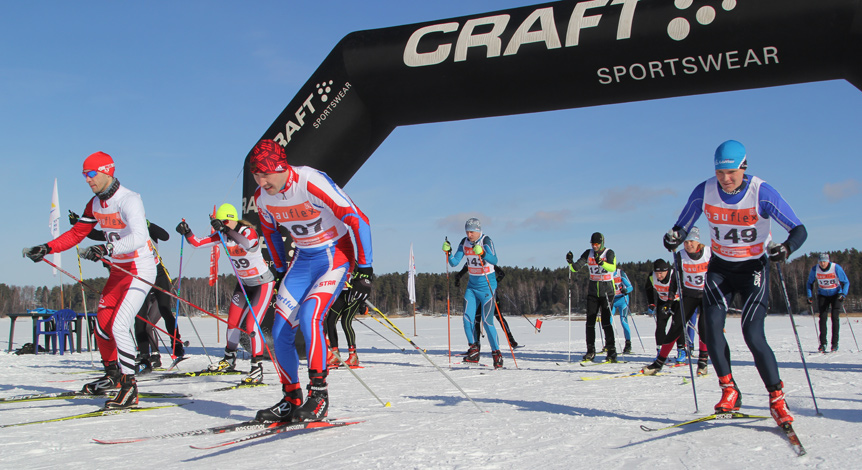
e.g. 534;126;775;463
1;314;860;469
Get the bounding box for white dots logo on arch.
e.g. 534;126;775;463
316;80;334;103
668;0;737;41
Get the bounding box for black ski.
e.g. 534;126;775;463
579;360;629;367
94;417;344;444
207;383;271;393
640;412;769;432
0;391;189;404
780;423;807;456
138;369;243;382
190;420;362;449
1;403;187;428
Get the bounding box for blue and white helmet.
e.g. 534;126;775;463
714;140;748;170
465;218;481;233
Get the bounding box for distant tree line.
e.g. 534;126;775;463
2;249;859;317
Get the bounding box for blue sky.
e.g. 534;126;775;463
3;1;861;288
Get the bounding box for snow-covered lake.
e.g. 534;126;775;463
1;312;859;469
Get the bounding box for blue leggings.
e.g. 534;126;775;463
463;281;499;351
703;256;780;387
611;296;631;341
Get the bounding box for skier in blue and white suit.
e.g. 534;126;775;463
611;269;634;354
443;218;504;368
663;140;806;426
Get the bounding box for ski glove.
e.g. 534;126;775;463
210;217;229;234
807;297;813;305
663;228;684;252
473;244;484;257
348;267;373;305
838;295;845;302
619;285;628;295
79;244;113;262
68;210;80;226
442;240;451;253
176;220;192;236
566;251;574;264
23;244;51;262
767;242;790;262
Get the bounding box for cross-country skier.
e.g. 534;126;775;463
642;227;712;375
176;203;273;385
325;276;364;368
455;264;518;349
23;151;154;409
611;269;633;354
250;139;373;422
444;218;504;369
643;259;682;361
662;139;807;426
69;210;183;373
566;232;618;363
806;253;849;352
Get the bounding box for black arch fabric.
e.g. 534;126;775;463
242;0;862;215
239;0;862;349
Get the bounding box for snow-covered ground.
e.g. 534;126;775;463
1;312;860;469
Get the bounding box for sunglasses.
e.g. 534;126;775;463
82;170;98;178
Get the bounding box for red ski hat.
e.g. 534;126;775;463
82;151;115;176
250;139;289;173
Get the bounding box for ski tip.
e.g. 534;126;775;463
384;402;392;407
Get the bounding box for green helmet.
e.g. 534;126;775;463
215;203;238;221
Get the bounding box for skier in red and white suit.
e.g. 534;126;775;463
250;139;373;424
23;151;154;409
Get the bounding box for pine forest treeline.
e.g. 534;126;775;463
3;249;860;316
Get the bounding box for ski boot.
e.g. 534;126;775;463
715;373;741;413
675;349;688;364
831;343;839;353
581;348;596;363
82;361;122;395
327;347;341;368
622;340;632;355
605;346;618;364
104;374;138;409
135;354;153;375
295;371;329;422
172;340;185;359
464;343;480;363
344;346;359;368
149;353;162;369
255;383;303;423
492;350;503;369
818;343;827;353
767;381;793;426
208;350;236;372
242;362;264;385
641;357;665;376
696;351;709;376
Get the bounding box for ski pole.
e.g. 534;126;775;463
355;318;405;351
74;249;96;365
808;303;820;342
604;293;621;354
567;263;572;362
502;293;540;332
671;250;699;413
842;305;859;351
173;221;186;359
95;257;235;329
365;300;484;412
773;258;821;415
329;348;391;407
445;238;451;364
40;258;188;345
623;294;646;352
216;231;277;363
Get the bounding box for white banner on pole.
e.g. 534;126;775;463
408;243;416;304
49;178;62;275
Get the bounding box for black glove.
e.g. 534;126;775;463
768;242;789;262
210;217;229;233
566;251;574;264
23;244;51;262
454;276;461;288
838;295;845;302
176;220;192;236
663;229;683;252
68;210;80;226
79;244;112;262
348;267;373;305
619;285;628;295
807;297;813;305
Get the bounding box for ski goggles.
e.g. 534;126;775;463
82;170;99;178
